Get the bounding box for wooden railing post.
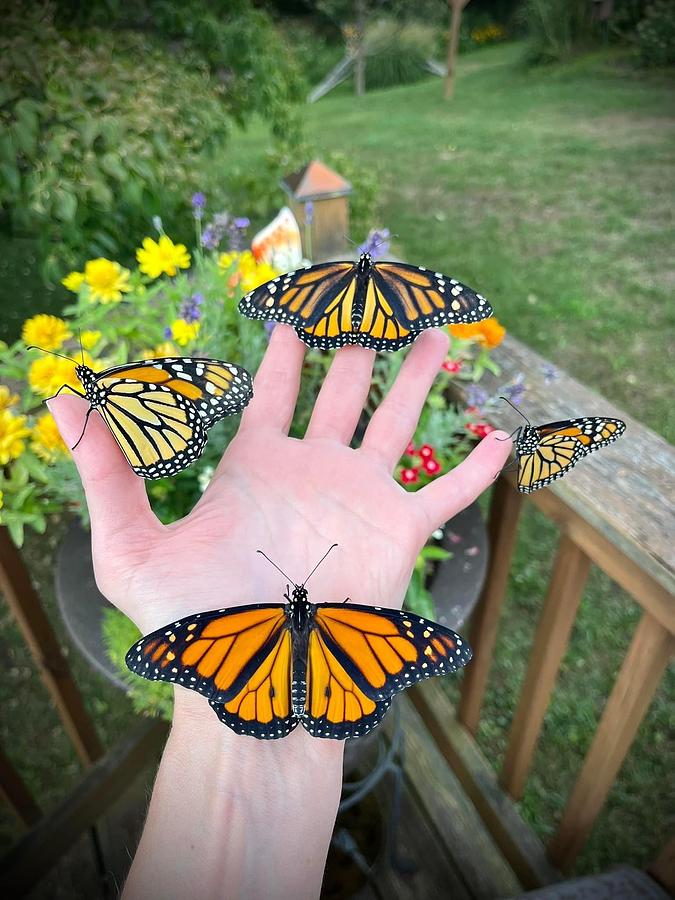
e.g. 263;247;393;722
459;477;524;734
548;612;675;870
501;535;591;799
0;527;103;766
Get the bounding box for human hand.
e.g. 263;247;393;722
48;325;510;637
49;325;511;900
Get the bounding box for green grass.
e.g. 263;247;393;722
222;42;675;442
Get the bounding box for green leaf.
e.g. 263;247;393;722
6;518;24;547
420;545;452;562
53;188;78;223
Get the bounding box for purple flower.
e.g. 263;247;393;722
304;200;314;226
466;384;488;410
201;211;230;250
542;363;559;385
264;321;276;340
180;292;204;324
359;228;391;260
191;192;206;220
501;373;526;406
163;326;173;339
228;216;250;251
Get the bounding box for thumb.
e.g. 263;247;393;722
48;394;160;547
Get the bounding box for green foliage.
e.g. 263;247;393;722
362;20;437;90
404;543;451;619
520;0;593;64
636;1;675;66
0;1;304;275
102;608;173;720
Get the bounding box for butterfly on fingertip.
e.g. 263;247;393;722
238;252;493;351
29;349;253;479
125;546;472;741
502;400;626;493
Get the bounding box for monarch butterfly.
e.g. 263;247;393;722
29;349;253;479
238;252;493;351
502;399;626;493
125;546;472;740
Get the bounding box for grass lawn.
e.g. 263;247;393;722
225;42;675;442
1;42;672;880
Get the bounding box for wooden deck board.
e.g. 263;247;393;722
471;334;675;598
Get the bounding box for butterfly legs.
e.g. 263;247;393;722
44;383;87;403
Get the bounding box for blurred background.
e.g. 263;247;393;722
0;1;673;897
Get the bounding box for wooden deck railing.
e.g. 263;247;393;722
1;332;673;895
415;333;674;881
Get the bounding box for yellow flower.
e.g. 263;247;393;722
136;236;190;279
142;341;178;358
219;250;278;294
28;352;97;399
80;330;101;350
84;258;132;304
449;317;506;349
31;412;69;463
0;385;19;412
0;410;30;465
61;271;85;292
169;320;200;347
22;314;72;351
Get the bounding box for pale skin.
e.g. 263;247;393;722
49;325;511;900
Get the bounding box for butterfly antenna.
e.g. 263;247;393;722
303;543;338;586
499;396;531;426
26;345;78;364
344;234;358;247
256;550;295;585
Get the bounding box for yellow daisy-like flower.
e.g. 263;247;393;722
0;385;19;412
80;330;101;351
169;320;200;347
0;409;30;465
142;341;178;358
28;352;97;399
217;251;240;272
31;412;69;463
136;236;191;279
61;271;85;292
449;317;506;349
218;250;278;294
84;258;132;304
22;315;72;351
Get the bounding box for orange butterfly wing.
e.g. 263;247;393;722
313;604;472;700
209;629;298;739
303;629;392;740
125;604;287;705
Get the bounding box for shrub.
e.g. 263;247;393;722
520;0;593;64
0;2;304;276
636;1;675;66
363;19;438;90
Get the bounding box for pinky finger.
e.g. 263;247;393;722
416;431;513;531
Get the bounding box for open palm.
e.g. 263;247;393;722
50;325;510;637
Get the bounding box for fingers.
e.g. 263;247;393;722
359;329;449;470
48;394;160;544
416;430;513;531
238;325;306;435
304;346;375;444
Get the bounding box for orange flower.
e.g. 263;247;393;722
449;317;505;349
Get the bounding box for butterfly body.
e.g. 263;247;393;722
64;356;253;479
514;417;626;493
126;583;472;741
239;253;493;351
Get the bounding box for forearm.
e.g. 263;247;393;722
123;691;345;900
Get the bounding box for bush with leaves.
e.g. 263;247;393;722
0;1;304;276
520;0;593;65
636;1;675;66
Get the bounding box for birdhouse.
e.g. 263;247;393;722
280;160;353;261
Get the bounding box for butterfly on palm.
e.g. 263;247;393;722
238;252;493;352
125;546;472;740
502;399;626;493
29;349;253;479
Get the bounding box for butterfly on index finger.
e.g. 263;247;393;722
238;252;493;352
125;547;472;740
28;349;253;479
